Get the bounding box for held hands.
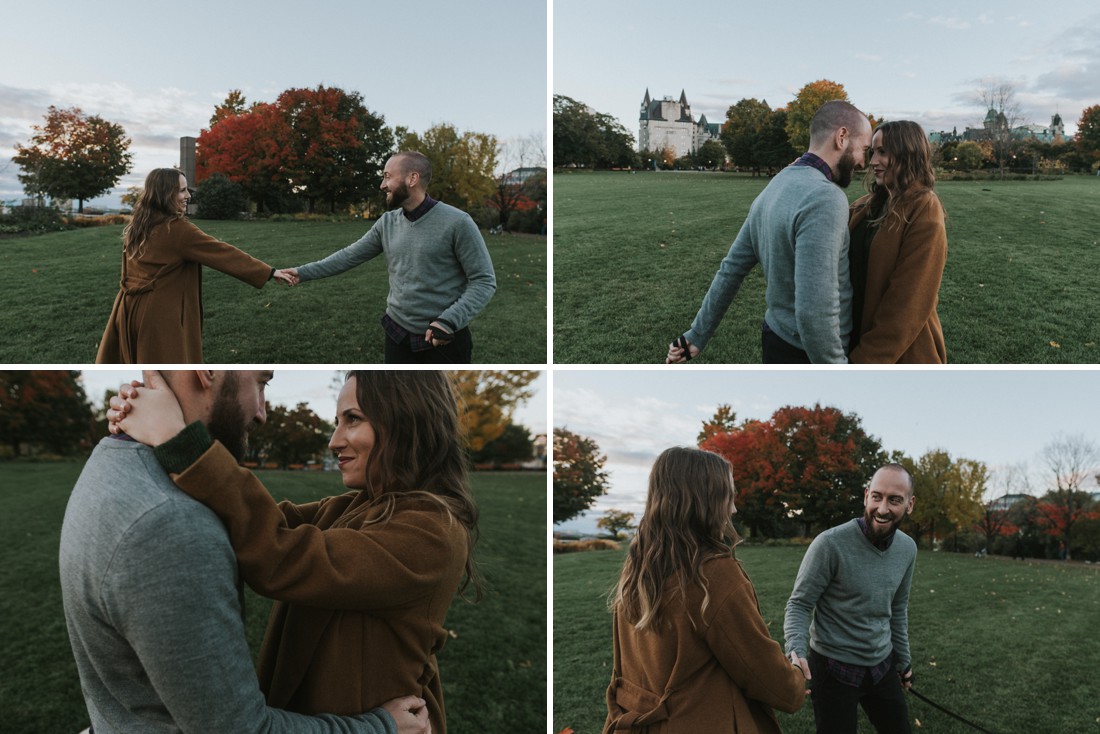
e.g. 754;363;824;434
273;267;300;286
425;320;454;348
107;370;187;447
380;695;431;734
790;651;812;696
666;336;699;364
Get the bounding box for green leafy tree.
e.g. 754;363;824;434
694;140;726;169
471;422;534;465
0;371;96;457
785;80;849;151
553;94;636;169
597;508;636;539
554;428;609;523
398;123;498;212
191;173;248;220
950;141;985;171
13;106;133;213
246;401;332;468
1075;105;1100;166
452;371;540;453
721;97;773;174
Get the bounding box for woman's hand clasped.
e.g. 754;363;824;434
107;370;188;447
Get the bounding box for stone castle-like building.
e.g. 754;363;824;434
638;89;720;158
929;111;1066;145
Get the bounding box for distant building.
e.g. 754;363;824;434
638;89;720;158
988;494;1032;512
929;112;1066;145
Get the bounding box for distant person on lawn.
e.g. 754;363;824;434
274;151;496;364
604;447;807;733
96;168;275;363
784;463;918;734
847;120;947;363
666;101;872;364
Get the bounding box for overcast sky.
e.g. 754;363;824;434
79;369;548;437
553;369;1100;535
555;0;1100;145
0;0;546;209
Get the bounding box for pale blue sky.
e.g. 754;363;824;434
553;369;1100;535
1;0;546;208
555;0;1100;146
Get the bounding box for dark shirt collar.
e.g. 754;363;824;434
793;152;834;182
403;194;437;222
856;516;896;551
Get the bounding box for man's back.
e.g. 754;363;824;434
60;437;388;734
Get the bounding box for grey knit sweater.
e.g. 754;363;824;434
297;202;496;332
685;165;852;362
783;519;916;670
59;436;395;734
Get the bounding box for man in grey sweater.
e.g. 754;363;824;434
60;370;429;734
667;101;872;364
784;463;918;733
274;151;496;364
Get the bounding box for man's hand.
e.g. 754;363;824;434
425;321;454;347
273;268;300;286
790;651;812;696
108;370;187;447
899;665;914;691
380;695;431;734
666;337;699;364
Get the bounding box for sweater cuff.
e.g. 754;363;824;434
154;421;214;475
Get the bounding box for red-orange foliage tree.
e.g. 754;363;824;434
0;371;95;457
553;428;609;524
701;404;885;538
197;102;290;213
13;106;132;213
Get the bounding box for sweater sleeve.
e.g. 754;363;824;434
684;220;758;351
792;188;850;363
783;534;834;658
704;562;806;714
297;219;385;282
177;220;272;288
890;548;916;670
104;501;397;734
436;214;496;329
169;440;466;613
849;194;947;364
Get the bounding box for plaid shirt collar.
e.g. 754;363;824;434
793;152;834;182
403;194;438;222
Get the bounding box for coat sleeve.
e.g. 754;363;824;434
171;441;466;613
177;220;272;288
703;563;806;714
849;194;946;364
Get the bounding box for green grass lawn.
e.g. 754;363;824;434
0;220;546;363
0;460;546;734
553;171;1100;363
554;544;1100;734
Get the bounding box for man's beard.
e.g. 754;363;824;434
864;507;903;541
386;182;410;210
834;144;857;188
208;374;250;461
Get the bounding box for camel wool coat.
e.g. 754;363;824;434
171;442;468;734
604;557;806;734
847;191;947;363
96;218;272;363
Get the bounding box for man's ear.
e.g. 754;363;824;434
193;370;216;391
834;126;849;151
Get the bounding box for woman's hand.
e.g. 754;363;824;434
380;695;431;734
108;370;187;447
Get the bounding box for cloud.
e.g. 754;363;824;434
928;15;970;30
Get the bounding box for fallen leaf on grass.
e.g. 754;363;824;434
447;629;458;639
1049;341;1061;348
518;660;532;668
558;728;575;734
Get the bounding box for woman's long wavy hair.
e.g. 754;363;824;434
123;168;185;260
860;120;943;227
611;447;740;631
346;370;482;599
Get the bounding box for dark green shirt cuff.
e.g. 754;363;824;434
153;420;213;475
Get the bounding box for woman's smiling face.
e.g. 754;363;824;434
329;376;377;489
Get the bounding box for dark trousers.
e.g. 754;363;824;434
383;327;473;364
809;649;911;734
761;321;812;363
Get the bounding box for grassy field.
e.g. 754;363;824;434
0;460;546;734
0;220;546;363
553;171;1100;363
554;544;1100;734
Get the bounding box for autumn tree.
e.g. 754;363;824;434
486;132;546;231
554;428;610;523
697;404;738;444
0;371;96;457
597;508;636;539
196;101;291;213
399;123;498;212
553;94;636;169
279;85;393;214
452;371;540;454
246;401;332;468
1076;104;1100;168
471;422;534;466
13;106;133;213
210;89;249;126
1040;433;1100;560
785;80;849;151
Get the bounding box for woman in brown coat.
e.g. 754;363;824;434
113;371;479;734
847;120;947;363
95;168;273;363
604;447;807;734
